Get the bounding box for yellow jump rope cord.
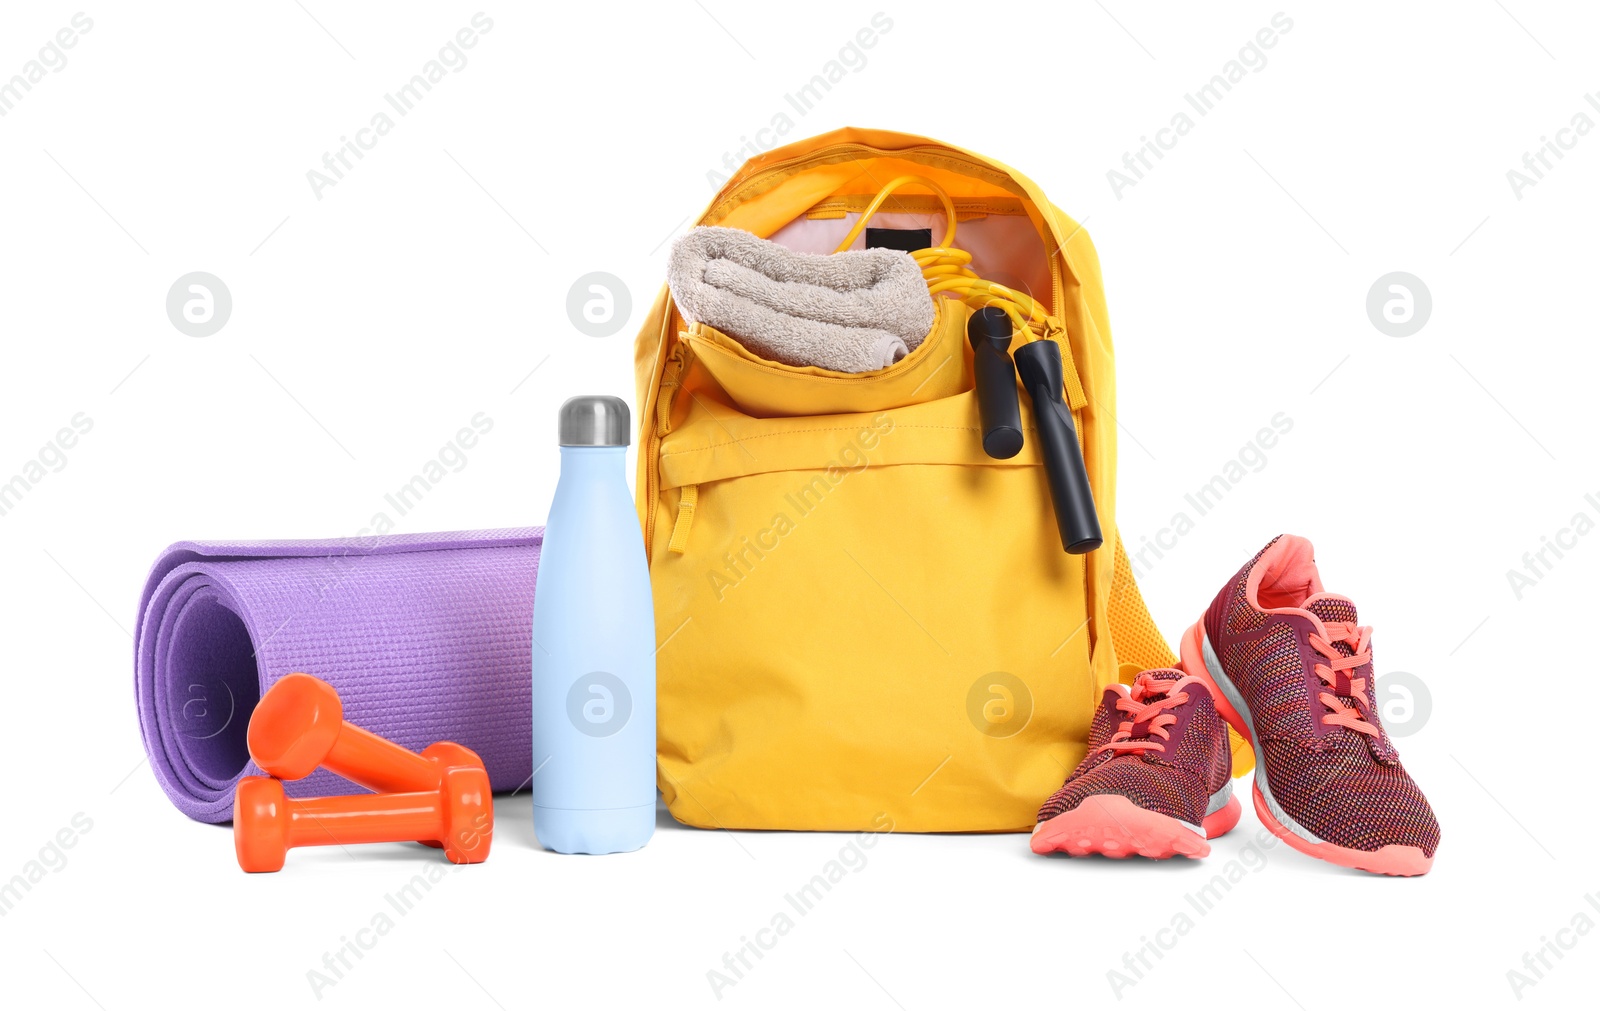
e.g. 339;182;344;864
831;175;1049;341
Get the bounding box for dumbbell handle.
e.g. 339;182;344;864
281;790;448;849
320;721;442;794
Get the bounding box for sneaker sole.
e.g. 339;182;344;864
1030;788;1242;860
1179;618;1434;878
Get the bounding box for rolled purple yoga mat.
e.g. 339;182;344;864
134;528;542;823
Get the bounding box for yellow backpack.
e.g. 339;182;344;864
634;127;1244;833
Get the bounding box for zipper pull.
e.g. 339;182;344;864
657;343;690;437
667;484;698;555
1045;316;1088;412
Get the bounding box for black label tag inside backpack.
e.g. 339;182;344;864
865;227;931;252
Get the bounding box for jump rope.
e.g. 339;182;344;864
834;176;1102;554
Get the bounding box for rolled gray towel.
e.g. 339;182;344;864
668;226;936;373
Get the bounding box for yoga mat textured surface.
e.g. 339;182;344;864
135;528;542;823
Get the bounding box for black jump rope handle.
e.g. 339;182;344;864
1014;339;1104;555
967;307;1024;459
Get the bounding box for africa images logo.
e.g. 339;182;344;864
566;672;632;738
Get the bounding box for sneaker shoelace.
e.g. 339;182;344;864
1096;674;1190;756
1309;620;1379;737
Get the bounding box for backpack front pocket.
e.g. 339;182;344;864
679;296;969;419
649;394;1095;832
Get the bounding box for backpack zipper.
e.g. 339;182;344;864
645;341;690;551
710;143;1025;222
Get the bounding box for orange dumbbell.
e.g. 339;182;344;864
233;673;494;872
247;672;479;793
234;767;492;872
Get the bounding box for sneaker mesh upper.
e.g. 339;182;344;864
1036;670;1230;826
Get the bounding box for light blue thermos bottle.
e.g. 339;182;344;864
531;395;656;854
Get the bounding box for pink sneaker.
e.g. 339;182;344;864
1180;535;1440;876
1032;669;1241;859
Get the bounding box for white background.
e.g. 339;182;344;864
1;2;1595;1007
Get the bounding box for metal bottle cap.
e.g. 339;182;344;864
558;395;631;447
